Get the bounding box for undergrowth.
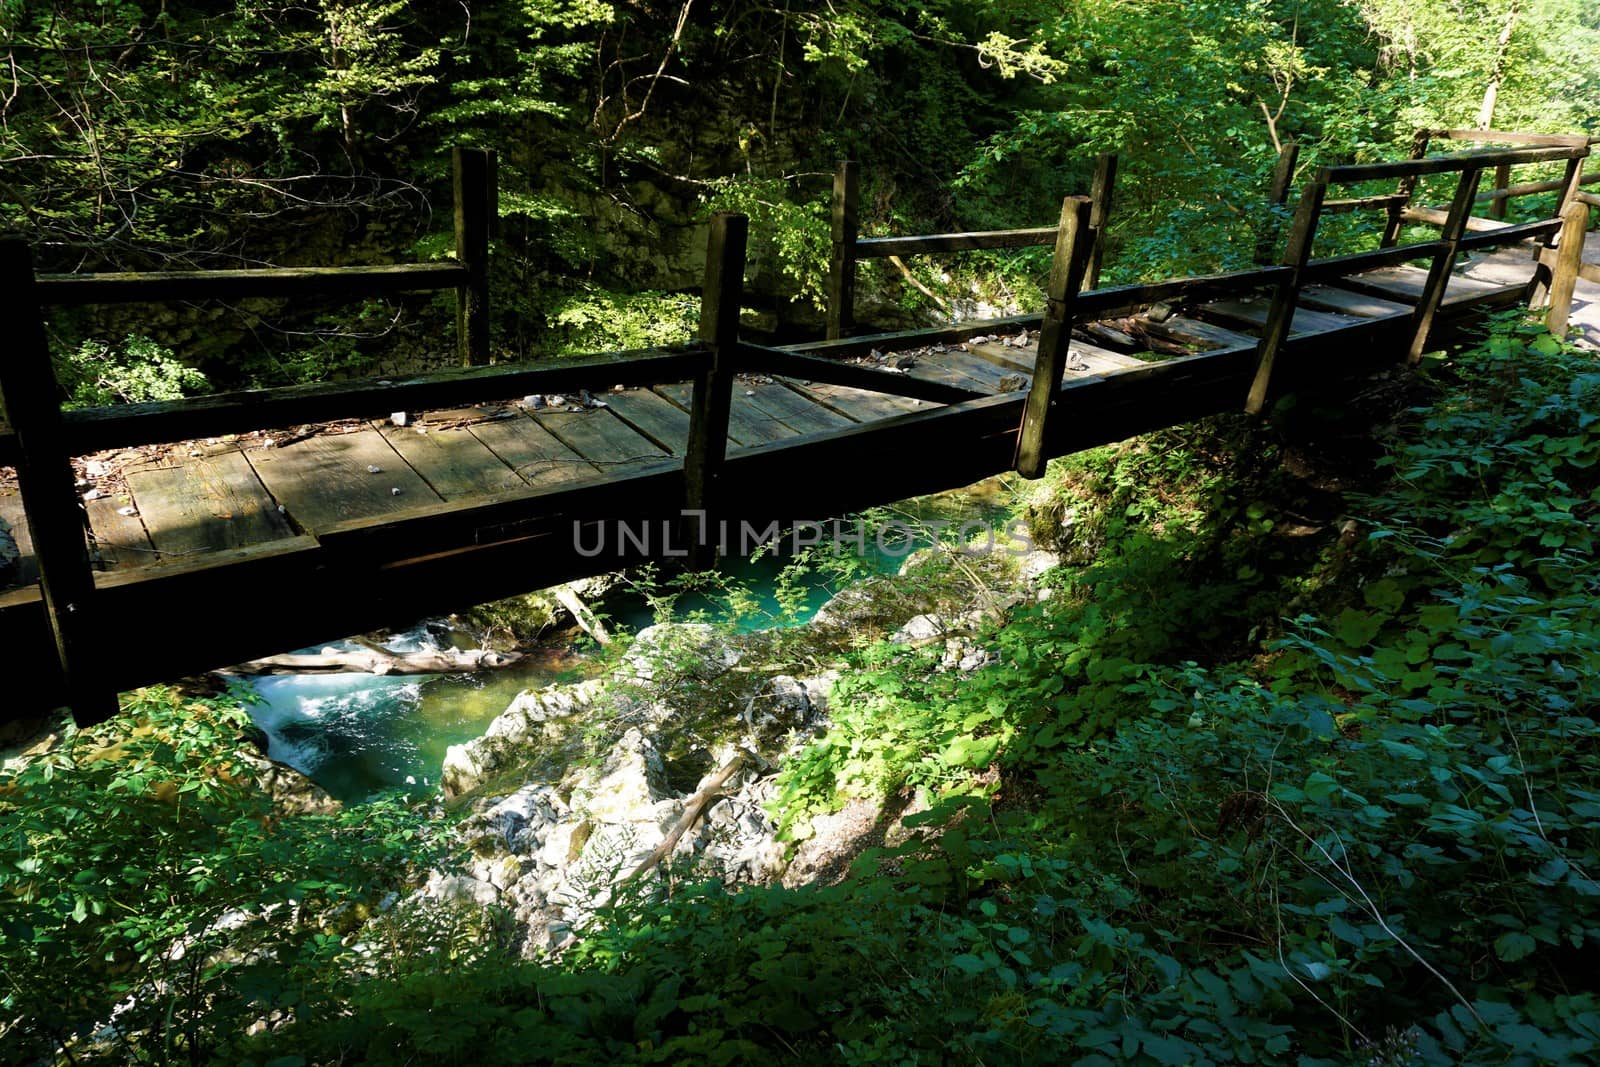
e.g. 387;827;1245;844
8;316;1600;1064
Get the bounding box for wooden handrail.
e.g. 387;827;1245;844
1321;144;1587;184
34;262;469;305
825;154;1118;339
1430;128;1595;147
0;347;708;471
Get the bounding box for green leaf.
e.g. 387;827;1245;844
1493;931;1537;962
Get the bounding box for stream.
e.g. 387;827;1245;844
244;485;1017;803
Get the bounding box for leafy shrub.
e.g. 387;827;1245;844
0;687;446;1063
56;334;209;409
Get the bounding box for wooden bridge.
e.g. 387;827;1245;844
1;132;1595;725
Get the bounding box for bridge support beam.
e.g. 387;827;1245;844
0;240;118;726
1015;196;1095;479
684;213;749;566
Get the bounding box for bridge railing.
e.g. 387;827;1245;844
825;155;1118;340
2;191;995;722
1243;139;1593;412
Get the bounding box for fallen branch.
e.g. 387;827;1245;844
223;645;524;676
554;584;612;646
888;254;949;309
624;751;749;882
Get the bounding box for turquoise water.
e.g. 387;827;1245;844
245;482;1019;803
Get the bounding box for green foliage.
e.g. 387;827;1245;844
546;286;699;356
0;686;446;1063
57;334;210;409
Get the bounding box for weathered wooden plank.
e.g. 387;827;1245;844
49;347;708;459
903;353;999;394
314;462;683;557
916;348;1016;391
1330;263;1515;307
36;261;468;306
84;494;155;569
780;380;924;422
376;419;525;499
962;340;1035;373
247;430;438;533
533;407;670;469
656;382;787;447
739;380;855;435
470;415;599;488
0;492;38;585
1141;314;1258;351
1201;297;1356;337
126;450;296;560
1295;285;1413;318
1256;141;1301;264
603;388;694;454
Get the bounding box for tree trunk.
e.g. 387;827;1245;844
1476;0;1521;130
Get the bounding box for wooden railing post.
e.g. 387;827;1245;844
1488;161;1512;220
684;213;748;566
1545;198;1590;336
1015;197;1095;478
1246;181;1327;414
826;161;860;340
1381;129;1434;248
1528;151;1589;308
454;146;496;366
0;239;117;726
1084;153;1118;291
1407;165;1484;363
1254;141;1300;265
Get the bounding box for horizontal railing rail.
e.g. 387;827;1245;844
34;262;470;306
0;346;709;466
826;154;1118;339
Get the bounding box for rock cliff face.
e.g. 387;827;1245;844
433;622;838;955
426;550;1060;956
